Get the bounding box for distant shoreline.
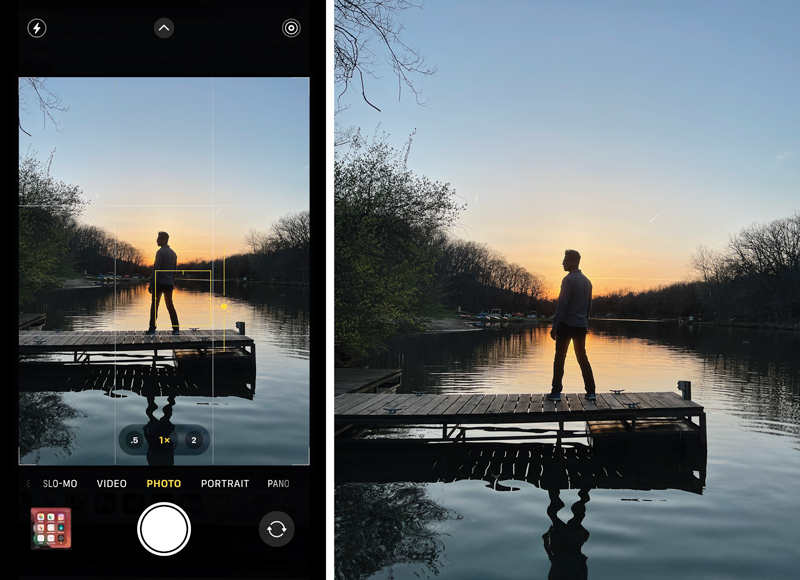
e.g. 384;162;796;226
422;315;800;333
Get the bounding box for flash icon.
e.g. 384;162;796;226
27;18;47;38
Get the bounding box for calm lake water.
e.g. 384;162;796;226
335;320;800;580
18;280;309;466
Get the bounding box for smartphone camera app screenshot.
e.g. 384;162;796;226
17;4;322;578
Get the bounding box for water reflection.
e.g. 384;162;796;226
543;489;590;580
344;321;798;579
144;394;177;466
336;440;706;579
337;441;706;494
19;281;309;465
335;482;462;580
19;364;255;463
18;392;87;461
367;322;800;440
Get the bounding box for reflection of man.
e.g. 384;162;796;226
542;488;590;580
146;231;180;335
548;250;596;401
143;394;177;466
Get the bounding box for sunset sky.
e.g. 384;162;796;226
334;0;799;296
19;77;309;265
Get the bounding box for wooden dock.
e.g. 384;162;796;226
19;313;46;330
334;368;402;396
335;391;706;449
18;328;255;366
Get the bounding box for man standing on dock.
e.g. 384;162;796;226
146;231;180;335
548;249;596;401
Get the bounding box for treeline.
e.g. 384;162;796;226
19;150;310;305
334;131;548;365
591;282;702;320
179;210;310;284
689;212;799;324
433;235;547;314
69;224;146;276
588;213;800;324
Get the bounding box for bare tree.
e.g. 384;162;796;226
335;0;437;144
19;78;70;136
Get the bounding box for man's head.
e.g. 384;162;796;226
157;231;169;246
562;249;581;271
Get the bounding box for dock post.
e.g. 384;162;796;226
678;380;692;400
700;411;707;453
236;321;245;335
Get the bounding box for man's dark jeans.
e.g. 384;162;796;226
551;323;595;394
148;284;179;332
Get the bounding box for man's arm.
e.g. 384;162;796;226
551;277;571;339
552;277;571;328
149;249;162;290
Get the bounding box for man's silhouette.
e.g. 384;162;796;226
146;231;179;335
548;250;596;400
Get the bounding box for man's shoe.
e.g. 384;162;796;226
144;330;156;336
172;329;180;335
546;392;561;401
585;393;596;400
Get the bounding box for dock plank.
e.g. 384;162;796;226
543;396;558;413
413;395;451;415
359;394;409;415
633;392;667;408
602;393;627;410
373;394;418;415
338;393;396;415
398;394;439;415
514;393;533;414
442;394;475;415
335;393;376;414
622;393;652;410
428;394;461;415
486;394;508;414
593;394;612;412
499;394;520;414
471;394;496;415
565;393;583;412
458;394;486;415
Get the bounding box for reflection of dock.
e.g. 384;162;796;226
335;391;706;451
334;368;402;396
18;363;255;399
336;440;706;494
19;327;255;368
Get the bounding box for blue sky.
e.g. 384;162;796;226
19;77;309;262
334;0;799;294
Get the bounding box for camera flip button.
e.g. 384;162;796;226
258;511;295;547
